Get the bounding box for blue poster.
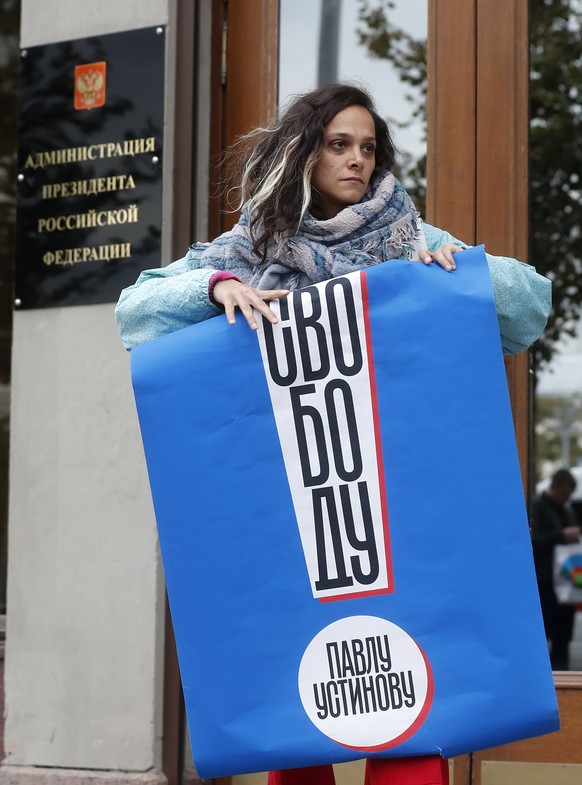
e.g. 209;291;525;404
131;246;559;778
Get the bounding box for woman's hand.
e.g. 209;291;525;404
418;242;464;272
212;279;290;330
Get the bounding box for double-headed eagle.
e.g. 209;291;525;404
76;68;104;108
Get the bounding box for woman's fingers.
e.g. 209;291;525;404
237;288;290;330
419;243;464;271
212;280;290;329
432;246;457;271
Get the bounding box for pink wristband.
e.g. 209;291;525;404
208;271;242;307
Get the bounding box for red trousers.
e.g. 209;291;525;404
267;756;449;785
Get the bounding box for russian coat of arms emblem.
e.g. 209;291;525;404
74;62;106;110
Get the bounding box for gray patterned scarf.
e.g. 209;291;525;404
190;172;424;290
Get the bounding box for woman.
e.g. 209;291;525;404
116;84;551;785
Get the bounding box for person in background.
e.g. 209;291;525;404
531;468;580;670
116;83;552;785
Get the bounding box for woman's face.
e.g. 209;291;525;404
311;105;377;220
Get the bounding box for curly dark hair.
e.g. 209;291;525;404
224;82;397;259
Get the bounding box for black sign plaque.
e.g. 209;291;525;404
16;26;165;309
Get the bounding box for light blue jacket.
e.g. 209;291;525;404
115;223;551;354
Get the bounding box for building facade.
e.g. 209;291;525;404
2;2;581;785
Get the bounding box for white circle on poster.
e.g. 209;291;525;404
298;615;433;750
